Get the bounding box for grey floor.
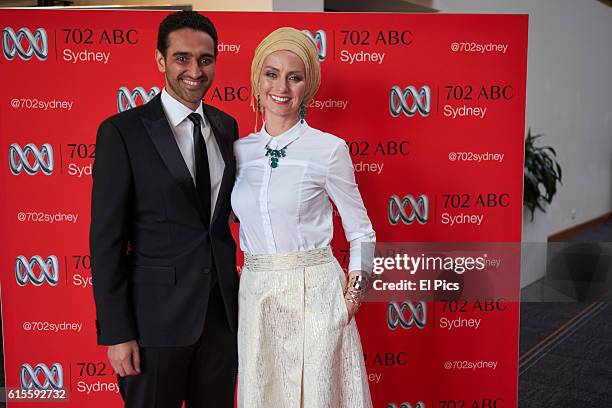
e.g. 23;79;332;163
519;301;612;406
518;221;612;407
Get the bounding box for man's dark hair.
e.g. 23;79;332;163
157;11;218;57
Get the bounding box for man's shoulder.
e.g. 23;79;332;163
103;100;154;128
203;103;236;125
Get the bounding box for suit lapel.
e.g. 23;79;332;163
203;104;231;165
141;95;206;221
203;104;234;226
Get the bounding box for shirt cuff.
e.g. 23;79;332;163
348;233;376;274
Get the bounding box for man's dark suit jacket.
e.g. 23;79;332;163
90;94;238;347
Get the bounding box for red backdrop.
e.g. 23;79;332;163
0;10;528;408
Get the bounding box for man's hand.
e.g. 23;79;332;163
108;340;141;377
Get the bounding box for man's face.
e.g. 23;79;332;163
155;28;216;110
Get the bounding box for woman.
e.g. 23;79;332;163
231;27;375;408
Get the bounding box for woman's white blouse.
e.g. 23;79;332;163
231;121;375;272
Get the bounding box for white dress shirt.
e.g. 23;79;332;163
231;121;375;272
160;89;224;216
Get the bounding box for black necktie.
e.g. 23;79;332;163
188;113;212;226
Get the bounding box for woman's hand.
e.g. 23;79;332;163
343;270;368;323
344;298;359;323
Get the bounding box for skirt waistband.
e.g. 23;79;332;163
244;246;334;272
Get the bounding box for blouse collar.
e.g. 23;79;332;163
261;120;306;149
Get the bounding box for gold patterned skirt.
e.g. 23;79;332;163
237;246;373;408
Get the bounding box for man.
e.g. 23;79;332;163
90;11;238;407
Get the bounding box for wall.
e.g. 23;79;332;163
72;0;272;10
273;0;322;11
0;0;273;10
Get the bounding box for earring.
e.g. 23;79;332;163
300;101;307;124
257;94;261;112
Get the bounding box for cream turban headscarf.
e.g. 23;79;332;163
250;27;321;116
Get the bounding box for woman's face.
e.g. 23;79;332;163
258;50;307;121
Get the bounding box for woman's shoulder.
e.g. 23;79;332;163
232;132;264;166
233;132;260;149
304;125;346;149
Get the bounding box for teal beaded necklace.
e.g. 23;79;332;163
265;146;286;168
263;123;303;169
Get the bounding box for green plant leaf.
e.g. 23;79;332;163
523;129;562;221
